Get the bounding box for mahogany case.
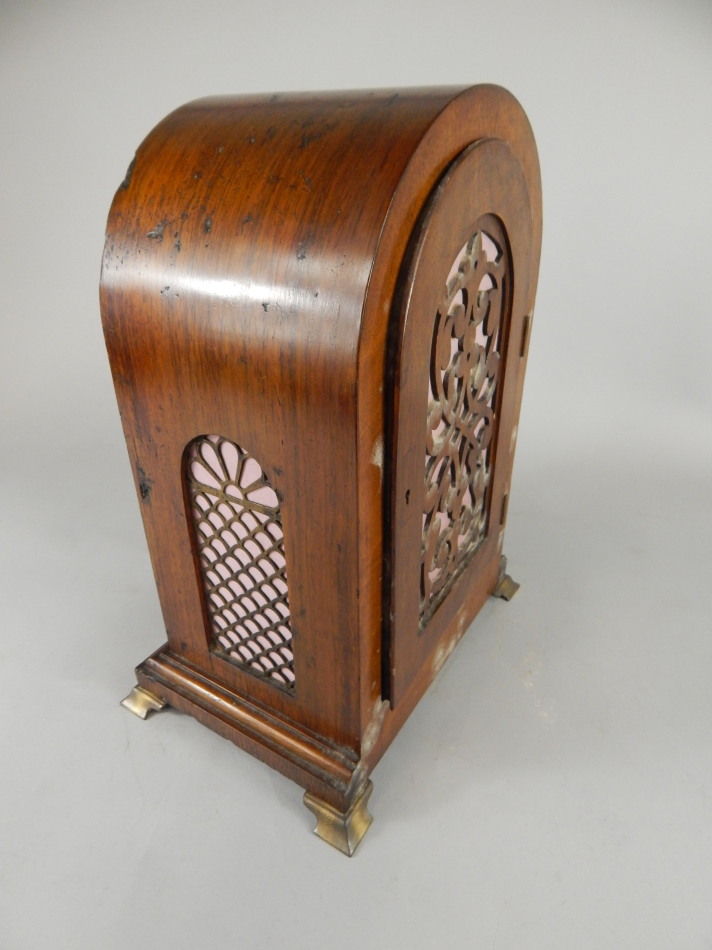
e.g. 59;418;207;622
100;85;542;854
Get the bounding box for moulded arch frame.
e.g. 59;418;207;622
355;85;542;727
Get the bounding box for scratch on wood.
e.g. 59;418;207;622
296;228;314;261
147;220;167;241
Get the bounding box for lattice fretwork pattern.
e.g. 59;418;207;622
421;228;508;625
186;435;294;689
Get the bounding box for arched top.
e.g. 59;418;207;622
101;85;540;386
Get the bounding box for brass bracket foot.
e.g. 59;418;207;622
492;556;520;601
493;573;520;600
121;685;166;719
304;780;374;856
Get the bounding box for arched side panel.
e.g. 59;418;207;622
421;217;511;627
184;435;295;691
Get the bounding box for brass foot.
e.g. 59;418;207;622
492;573;520;600
121;685;166;719
304;780;373;856
492;555;520;601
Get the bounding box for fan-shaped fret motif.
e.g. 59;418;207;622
186;435;294;689
421;227;508;626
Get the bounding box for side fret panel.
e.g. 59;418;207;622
185;435;295;690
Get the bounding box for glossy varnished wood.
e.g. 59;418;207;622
101;85;542;827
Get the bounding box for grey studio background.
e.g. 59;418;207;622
1;1;711;947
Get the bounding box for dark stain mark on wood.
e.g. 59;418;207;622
119;157;136;191
203;216;212;234
298;122;336;149
137;465;152;502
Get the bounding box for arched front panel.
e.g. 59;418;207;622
386;139;535;706
421;217;510;627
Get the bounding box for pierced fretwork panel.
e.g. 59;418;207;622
421;227;508;625
186;435;294;689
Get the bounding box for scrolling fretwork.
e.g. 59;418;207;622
421;225;509;626
186;435;295;689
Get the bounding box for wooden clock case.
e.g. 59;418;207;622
100;84;542;854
